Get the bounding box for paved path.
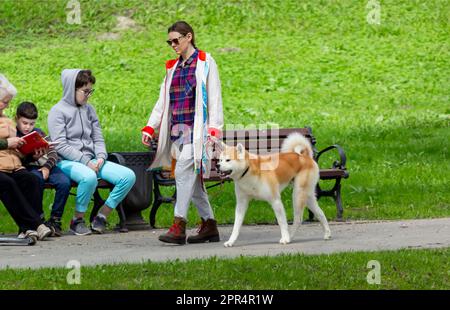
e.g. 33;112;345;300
1;218;449;269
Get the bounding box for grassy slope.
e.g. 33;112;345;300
0;0;449;232
0;247;449;289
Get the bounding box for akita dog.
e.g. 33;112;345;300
217;133;331;247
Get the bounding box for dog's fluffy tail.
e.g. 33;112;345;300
281;132;314;158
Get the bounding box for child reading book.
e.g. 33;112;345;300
16;101;71;236
18;131;50;155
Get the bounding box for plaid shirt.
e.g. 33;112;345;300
169;49;198;143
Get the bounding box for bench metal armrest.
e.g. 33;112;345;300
316;144;347;170
108;152;127;165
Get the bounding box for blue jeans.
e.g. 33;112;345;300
29;166;71;219
57;160;136;213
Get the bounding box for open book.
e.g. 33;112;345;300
18;131;53;155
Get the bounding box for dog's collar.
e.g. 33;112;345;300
239;166;250;179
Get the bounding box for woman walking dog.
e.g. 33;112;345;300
141;21;224;245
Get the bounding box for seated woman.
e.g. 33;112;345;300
48;69;136;235
0;74;52;243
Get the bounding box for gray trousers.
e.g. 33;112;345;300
171;143;214;220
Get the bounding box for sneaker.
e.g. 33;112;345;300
91;215;107;234
70;218;92;236
44;222;56;237
37;224;52;241
45;217;63;237
24;230;38;245
17;232;26;239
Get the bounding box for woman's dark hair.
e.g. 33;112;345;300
168;21;196;49
16;101;38;120
75;70;96;89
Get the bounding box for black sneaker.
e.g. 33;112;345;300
91;216;107;234
45;217;63;237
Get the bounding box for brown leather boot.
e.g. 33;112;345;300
158;217;186;245
187;218;220;244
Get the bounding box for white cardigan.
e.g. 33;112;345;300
142;51;224;177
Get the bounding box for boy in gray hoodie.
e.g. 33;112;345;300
48;69;136;235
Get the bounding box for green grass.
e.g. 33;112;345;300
0;247;448;289
0;0;449;233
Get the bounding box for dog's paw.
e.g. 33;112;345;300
323;231;332;240
224;240;234;247
279;237;291;245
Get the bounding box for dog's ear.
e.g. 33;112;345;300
236;143;245;157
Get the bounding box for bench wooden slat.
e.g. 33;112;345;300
205;169;348;182
220;128;314;152
222;142;283;152
222;128;311;141
319;169;348;179
167;167;348;184
44;179;113;189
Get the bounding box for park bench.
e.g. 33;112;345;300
149;127;349;228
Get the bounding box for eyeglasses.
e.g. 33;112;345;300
166;35;185;46
77;89;95;97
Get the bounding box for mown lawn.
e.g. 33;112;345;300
0;248;448;289
0;1;448;230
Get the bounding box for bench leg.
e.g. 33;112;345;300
150;199;162;229
304;189;319;223
316;180;345;221
334;182;344;221
116;203;128;232
149;181;163;228
149;182;177;228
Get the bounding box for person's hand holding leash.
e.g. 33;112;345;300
141;133;152;146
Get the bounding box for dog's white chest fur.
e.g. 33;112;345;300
236;176;273;201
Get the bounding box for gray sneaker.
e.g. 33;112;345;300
70;218;92;236
91;216;107;234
